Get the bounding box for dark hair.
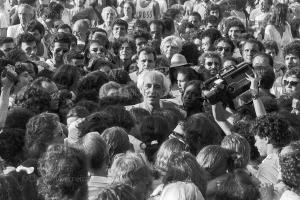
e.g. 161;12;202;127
113;37;136;55
76;100;99;113
77;71;109;102
0;174;23;200
137;46;157;61
163;151;208;196
215;169;260;200
291;18;300;38
118;83;143;105
26;20;45;35
204;15;219;26
108;69;131;85
178;21;196;35
57;23;72;33
242;38;265;52
285;67;300;79
269;3;288;26
0;128;25;166
283;41;300;59
139;115;171;162
134;19;149;31
162;17;175;34
66;50;85;62
164;8;181;20
113;19;128;31
253;52;274;67
88;58;115;72
149;20;165;35
177;67;199;83
263;40;279;55
0;37;14;46
52;64;81;91
253;65;275;89
206;4;222;20
200;29;222;47
38;144;88;200
50;32;71;49
153;108;184;131
5;108;34;130
180;41;200;65
89;27;108;37
133;30;151;41
183;113;222;155
96;184;138;200
250;113;293;148
225;20;246;35
214;37;235;53
6;49;28;63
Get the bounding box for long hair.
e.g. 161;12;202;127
269;3;288;27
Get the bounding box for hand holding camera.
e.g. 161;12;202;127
1;64;18;89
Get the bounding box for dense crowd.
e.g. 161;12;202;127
0;0;300;200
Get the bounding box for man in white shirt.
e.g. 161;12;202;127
7;4;34;38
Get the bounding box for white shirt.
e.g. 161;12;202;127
7;24;25;38
280;190;300;200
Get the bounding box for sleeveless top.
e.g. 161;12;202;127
136;0;155;23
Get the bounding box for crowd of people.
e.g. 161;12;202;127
0;0;300;199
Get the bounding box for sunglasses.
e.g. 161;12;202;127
283;80;299;87
206;61;220;67
216;46;231;52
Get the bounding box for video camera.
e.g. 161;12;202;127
203;62;253;105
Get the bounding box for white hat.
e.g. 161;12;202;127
170;54;190;68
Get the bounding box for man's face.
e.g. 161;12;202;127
18;7;34;26
141;74;164;106
22;62;36;78
182;84;203;110
119;42;133;60
265;48;276;58
210;10;220;18
135;37;147;53
291;98;300;115
28;30;43;42
18;71;33;87
52;42;69;63
204;57;220;75
252;55;271;68
285;54;300;69
188;15;200;28
137;51;155;72
201;37;211;52
112;25;127;39
150;23;163;41
228;26;242;41
216;41;232;59
21;42;37;59
242;42;260;63
0;42;15;57
283;75;300;96
177;73;188;93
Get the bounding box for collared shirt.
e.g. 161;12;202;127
88;176;112;200
256;153;280;185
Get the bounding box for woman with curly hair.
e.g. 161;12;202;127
113;37;136;71
250;113;293;184
37;143;88;200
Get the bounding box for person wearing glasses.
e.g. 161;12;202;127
282;68;300;97
198;51;222;78
214;37;235;61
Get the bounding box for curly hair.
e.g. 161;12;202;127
112;19;128;31
283;41;300;59
5;108;34;130
38;144;88;200
0;174;23;200
225;19;246;36
52;64;81;91
280;140;300;189
112;37;136;56
250;113;293;148
96;184;138;200
163;151;208;196
263;40;279;56
16;33;36;47
99;81;121;99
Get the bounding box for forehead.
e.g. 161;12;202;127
244;42;259;50
21;41;37;46
144;74;163;85
139;51;154;59
205;57;220;62
54;42;69;49
217;41;230;47
202;37;211;42
229;26;242;31
285;54;299;59
285;75;300;81
18;7;33;14
223;60;236;66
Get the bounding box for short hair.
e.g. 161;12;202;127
283;41;300;59
215;169;260;200
250;113;293;148
221;134;250;169
26;20;45;35
16;33;36;47
134;19;149;31
149;19;165;34
50;32;71;49
112;19;128;31
137;46;157;61
99;81;121;99
285;67;300;79
225;20;246;35
214;37;235;53
200;28;222;44
96;184;138;200
101;6;117;20
137;70;171;96
38;144;88;200
178;21;196;35
113;37;136;54
189;12;202;21
57;23;72;33
0;37;14;46
207;4;222;18
160;35;183;54
109;152;152;187
163;151;208;196
101;127;131;163
17;4;34;15
89;27;108;38
204;15;219;25
76;132;108;172
263;40;279;55
241;38;265;52
133;30;151;41
198;51;222;66
52;64;81;90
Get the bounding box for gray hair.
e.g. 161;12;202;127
18;4;35;15
136;70;171;96
101;6;117;20
160;36;183;55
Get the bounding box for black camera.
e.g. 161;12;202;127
203;62;253;105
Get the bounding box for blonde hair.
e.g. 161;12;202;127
101;6;117;20
160;36;183;55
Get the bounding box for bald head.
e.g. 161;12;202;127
72;19;90;42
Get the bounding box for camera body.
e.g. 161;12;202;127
203;62;253;105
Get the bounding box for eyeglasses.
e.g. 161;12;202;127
216;46;231;53
206;61;220;67
283;80;300;87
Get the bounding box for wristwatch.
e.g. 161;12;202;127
250;89;259;100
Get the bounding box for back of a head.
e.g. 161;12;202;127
214;169;260;200
5;108;34;130
38;143;88;200
0;174;23;200
96;184;138;200
160;181;204;200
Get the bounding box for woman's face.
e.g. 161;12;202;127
123;3;133;17
104;10;115;23
89;42;107;59
119;42;133;60
182;84;203;110
163;42;179;59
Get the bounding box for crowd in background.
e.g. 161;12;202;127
1;0;300;200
